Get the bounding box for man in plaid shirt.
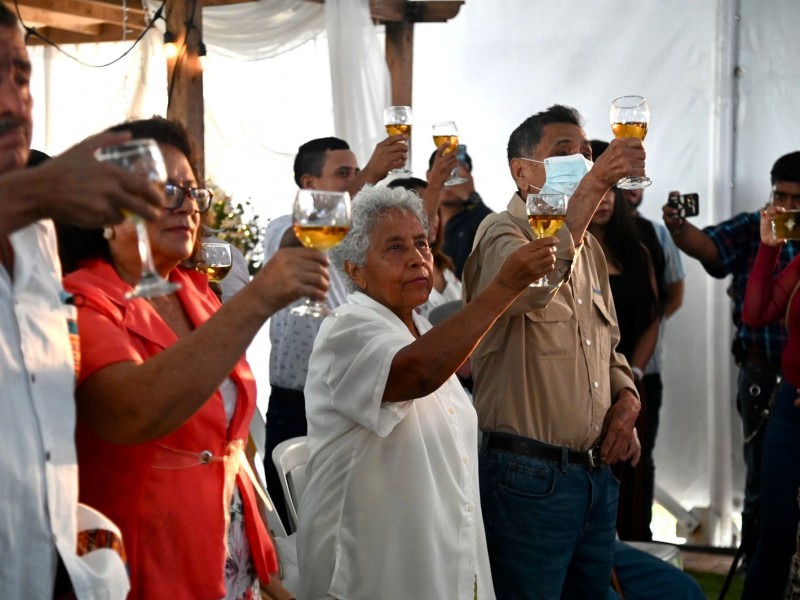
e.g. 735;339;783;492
662;151;800;564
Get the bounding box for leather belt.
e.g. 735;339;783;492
485;433;602;468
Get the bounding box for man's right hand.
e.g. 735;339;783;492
590;137;646;188
358;134;409;185
662;190;685;235
34;132;164;227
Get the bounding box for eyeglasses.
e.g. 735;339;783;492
164;183;213;213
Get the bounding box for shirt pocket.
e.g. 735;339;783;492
590;293;614;358
523;301;575;359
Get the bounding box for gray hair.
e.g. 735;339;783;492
330;184;429;293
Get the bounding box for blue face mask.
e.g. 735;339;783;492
521;154;593;197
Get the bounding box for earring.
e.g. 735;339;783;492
103;226;115;240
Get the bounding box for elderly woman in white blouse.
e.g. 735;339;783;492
296;185;558;600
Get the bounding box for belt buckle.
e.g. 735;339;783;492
587;446;602;468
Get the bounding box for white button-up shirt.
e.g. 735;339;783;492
297;292;494;600
0;221;128;599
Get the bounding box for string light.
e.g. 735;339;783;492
163;30;178;59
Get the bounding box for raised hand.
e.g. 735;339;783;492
256;247;331;312
591;137;646;189
495;236;558;292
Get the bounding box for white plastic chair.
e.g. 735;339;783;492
271;436;309;533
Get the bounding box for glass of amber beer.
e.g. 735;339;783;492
610;95;652;190
525;193;567;287
290;189;351;318
772;210;800;241
431;120;467;187
384;106;412;174
95;139;180;299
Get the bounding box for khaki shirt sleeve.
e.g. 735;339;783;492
466;217;578;316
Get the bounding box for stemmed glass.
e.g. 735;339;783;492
95;139;180;299
610;95;652;190
291;189;351;318
432;121;467;187
194;242;233;283
383;106;412;174
526;193;567;287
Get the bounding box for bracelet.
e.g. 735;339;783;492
631;366;644;382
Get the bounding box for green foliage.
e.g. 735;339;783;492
206;181;264;276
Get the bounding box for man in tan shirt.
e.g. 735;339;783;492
463;105;643;599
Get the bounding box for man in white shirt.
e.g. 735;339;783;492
0;5;162;597
263;135;406;528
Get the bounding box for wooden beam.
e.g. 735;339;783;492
407;1;463;23
385;20;413;106
303;0;463;23
16;0;147;28
25;23;138;45
165;0;205;180
369;0;404;22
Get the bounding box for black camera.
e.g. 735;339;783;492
668;192;699;218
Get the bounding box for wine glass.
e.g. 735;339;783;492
383;106;412;174
194;242;233;283
610;95;652;190
94;139;180;299
431;121;467;187
526;193;567;287
291;189;351;318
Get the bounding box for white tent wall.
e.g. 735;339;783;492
24;0;800;546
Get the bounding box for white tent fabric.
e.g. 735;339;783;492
25;0;800;547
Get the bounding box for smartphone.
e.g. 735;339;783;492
457;144;467;164
668;192;700;218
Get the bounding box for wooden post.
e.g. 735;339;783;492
385;20;414;107
165;0;205;179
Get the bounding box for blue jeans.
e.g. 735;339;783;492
608;541;704;599
479;433;620;600
742;380;800;599
736;361;780;557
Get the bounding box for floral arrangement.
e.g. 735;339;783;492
205;181;264;275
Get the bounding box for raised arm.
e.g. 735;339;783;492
382;236;558;402
565;138;646;246
743;206;800;326
0;132;162;237
347;135;408;196
662;192;722;267
74;248;330;444
422;143;458;224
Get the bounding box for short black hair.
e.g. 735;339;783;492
771;152;800;185
428;148;473;172
387;176;428;193
0;2;19;28
589;139;609;161
507;105;583;163
293;137;350;187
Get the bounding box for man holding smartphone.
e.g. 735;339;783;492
662;151;800;565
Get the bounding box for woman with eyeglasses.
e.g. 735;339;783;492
58;117;326;600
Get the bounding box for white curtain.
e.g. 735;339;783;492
203;0;324;60
324;0;390;166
